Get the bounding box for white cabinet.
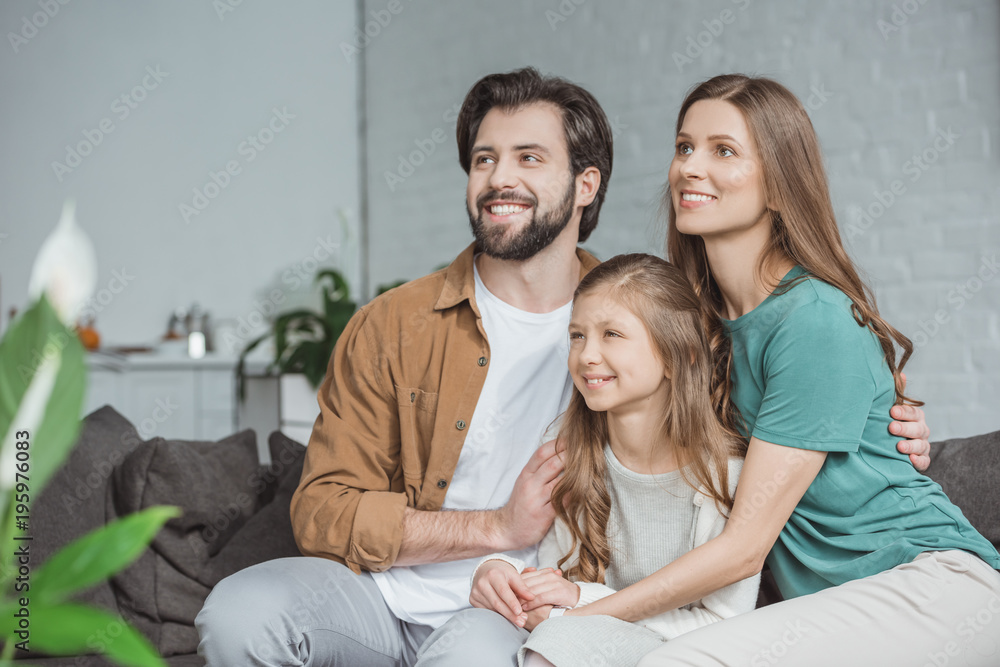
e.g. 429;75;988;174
85;352;241;442
278;374;321;446
237;373;321;457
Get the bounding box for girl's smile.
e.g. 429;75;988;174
568;287;669;417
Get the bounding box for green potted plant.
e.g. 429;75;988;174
0;203;176;666
236;269;358;400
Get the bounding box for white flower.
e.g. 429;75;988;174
28;200;97;326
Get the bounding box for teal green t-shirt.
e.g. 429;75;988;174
724;266;1000;599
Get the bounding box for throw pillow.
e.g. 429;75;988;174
110;429;261;656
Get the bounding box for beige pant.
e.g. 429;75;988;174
638;550;1000;667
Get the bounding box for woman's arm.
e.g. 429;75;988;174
637;567;760;639
563;437;826;623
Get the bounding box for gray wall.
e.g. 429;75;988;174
2;2;996;439
0;0;360;351
361;0;1000;439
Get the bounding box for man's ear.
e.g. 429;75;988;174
575;166;601;208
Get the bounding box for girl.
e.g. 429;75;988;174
545;74;1000;666
470;253;761;667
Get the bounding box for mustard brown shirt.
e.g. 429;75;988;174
290;243;600;574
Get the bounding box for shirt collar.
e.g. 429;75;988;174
433;242;602;312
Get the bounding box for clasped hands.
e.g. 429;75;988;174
470;561;581;631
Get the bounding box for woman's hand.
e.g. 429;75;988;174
520;567;581;611
470;560;534;627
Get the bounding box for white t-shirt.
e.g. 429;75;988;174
372;258;575;628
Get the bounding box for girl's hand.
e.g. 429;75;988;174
520;567;581;611
523;604;554;632
469;560;534;627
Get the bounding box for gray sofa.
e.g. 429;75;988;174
23;406;306;666
17;406;1000;665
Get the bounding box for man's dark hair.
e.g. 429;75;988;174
456;67;613;243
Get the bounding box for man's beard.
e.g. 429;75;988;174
467;179;576;261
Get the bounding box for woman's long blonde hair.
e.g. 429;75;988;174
666;74;921;408
552;253;746;584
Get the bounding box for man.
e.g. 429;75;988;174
196;68;930;666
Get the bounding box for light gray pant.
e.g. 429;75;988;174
638;550;1000;667
195;556;527;667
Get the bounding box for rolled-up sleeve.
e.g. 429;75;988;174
290;306;408;573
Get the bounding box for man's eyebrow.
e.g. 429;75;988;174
513;143;551;155
471;143;553;155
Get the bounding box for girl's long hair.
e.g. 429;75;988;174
551;253;746;584
666;74;921;408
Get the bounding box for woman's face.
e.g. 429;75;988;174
668;99;771;240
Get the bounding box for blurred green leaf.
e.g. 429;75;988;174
32;506;180;604
25;321;85;497
28;602;165;667
0;295;85;496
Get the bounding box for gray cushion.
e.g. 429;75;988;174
200;430;305;585
31;406;143;615
925;429;1000;550
110;430;262;657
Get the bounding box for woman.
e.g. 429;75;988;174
541;74;1000;666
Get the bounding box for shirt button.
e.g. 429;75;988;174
437;479;447;489
478;356;488;366
410;392;415;402
693;495;704;507
456;420;466;430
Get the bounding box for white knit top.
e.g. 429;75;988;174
474;455;760;640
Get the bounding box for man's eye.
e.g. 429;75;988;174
569;332;584;340
523;155;539;162
476;156;495;164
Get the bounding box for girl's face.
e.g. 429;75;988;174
568;287;669;417
668;99;771;240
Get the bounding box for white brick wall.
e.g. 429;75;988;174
361;0;1000;439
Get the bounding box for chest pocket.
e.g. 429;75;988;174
395;386;438;480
